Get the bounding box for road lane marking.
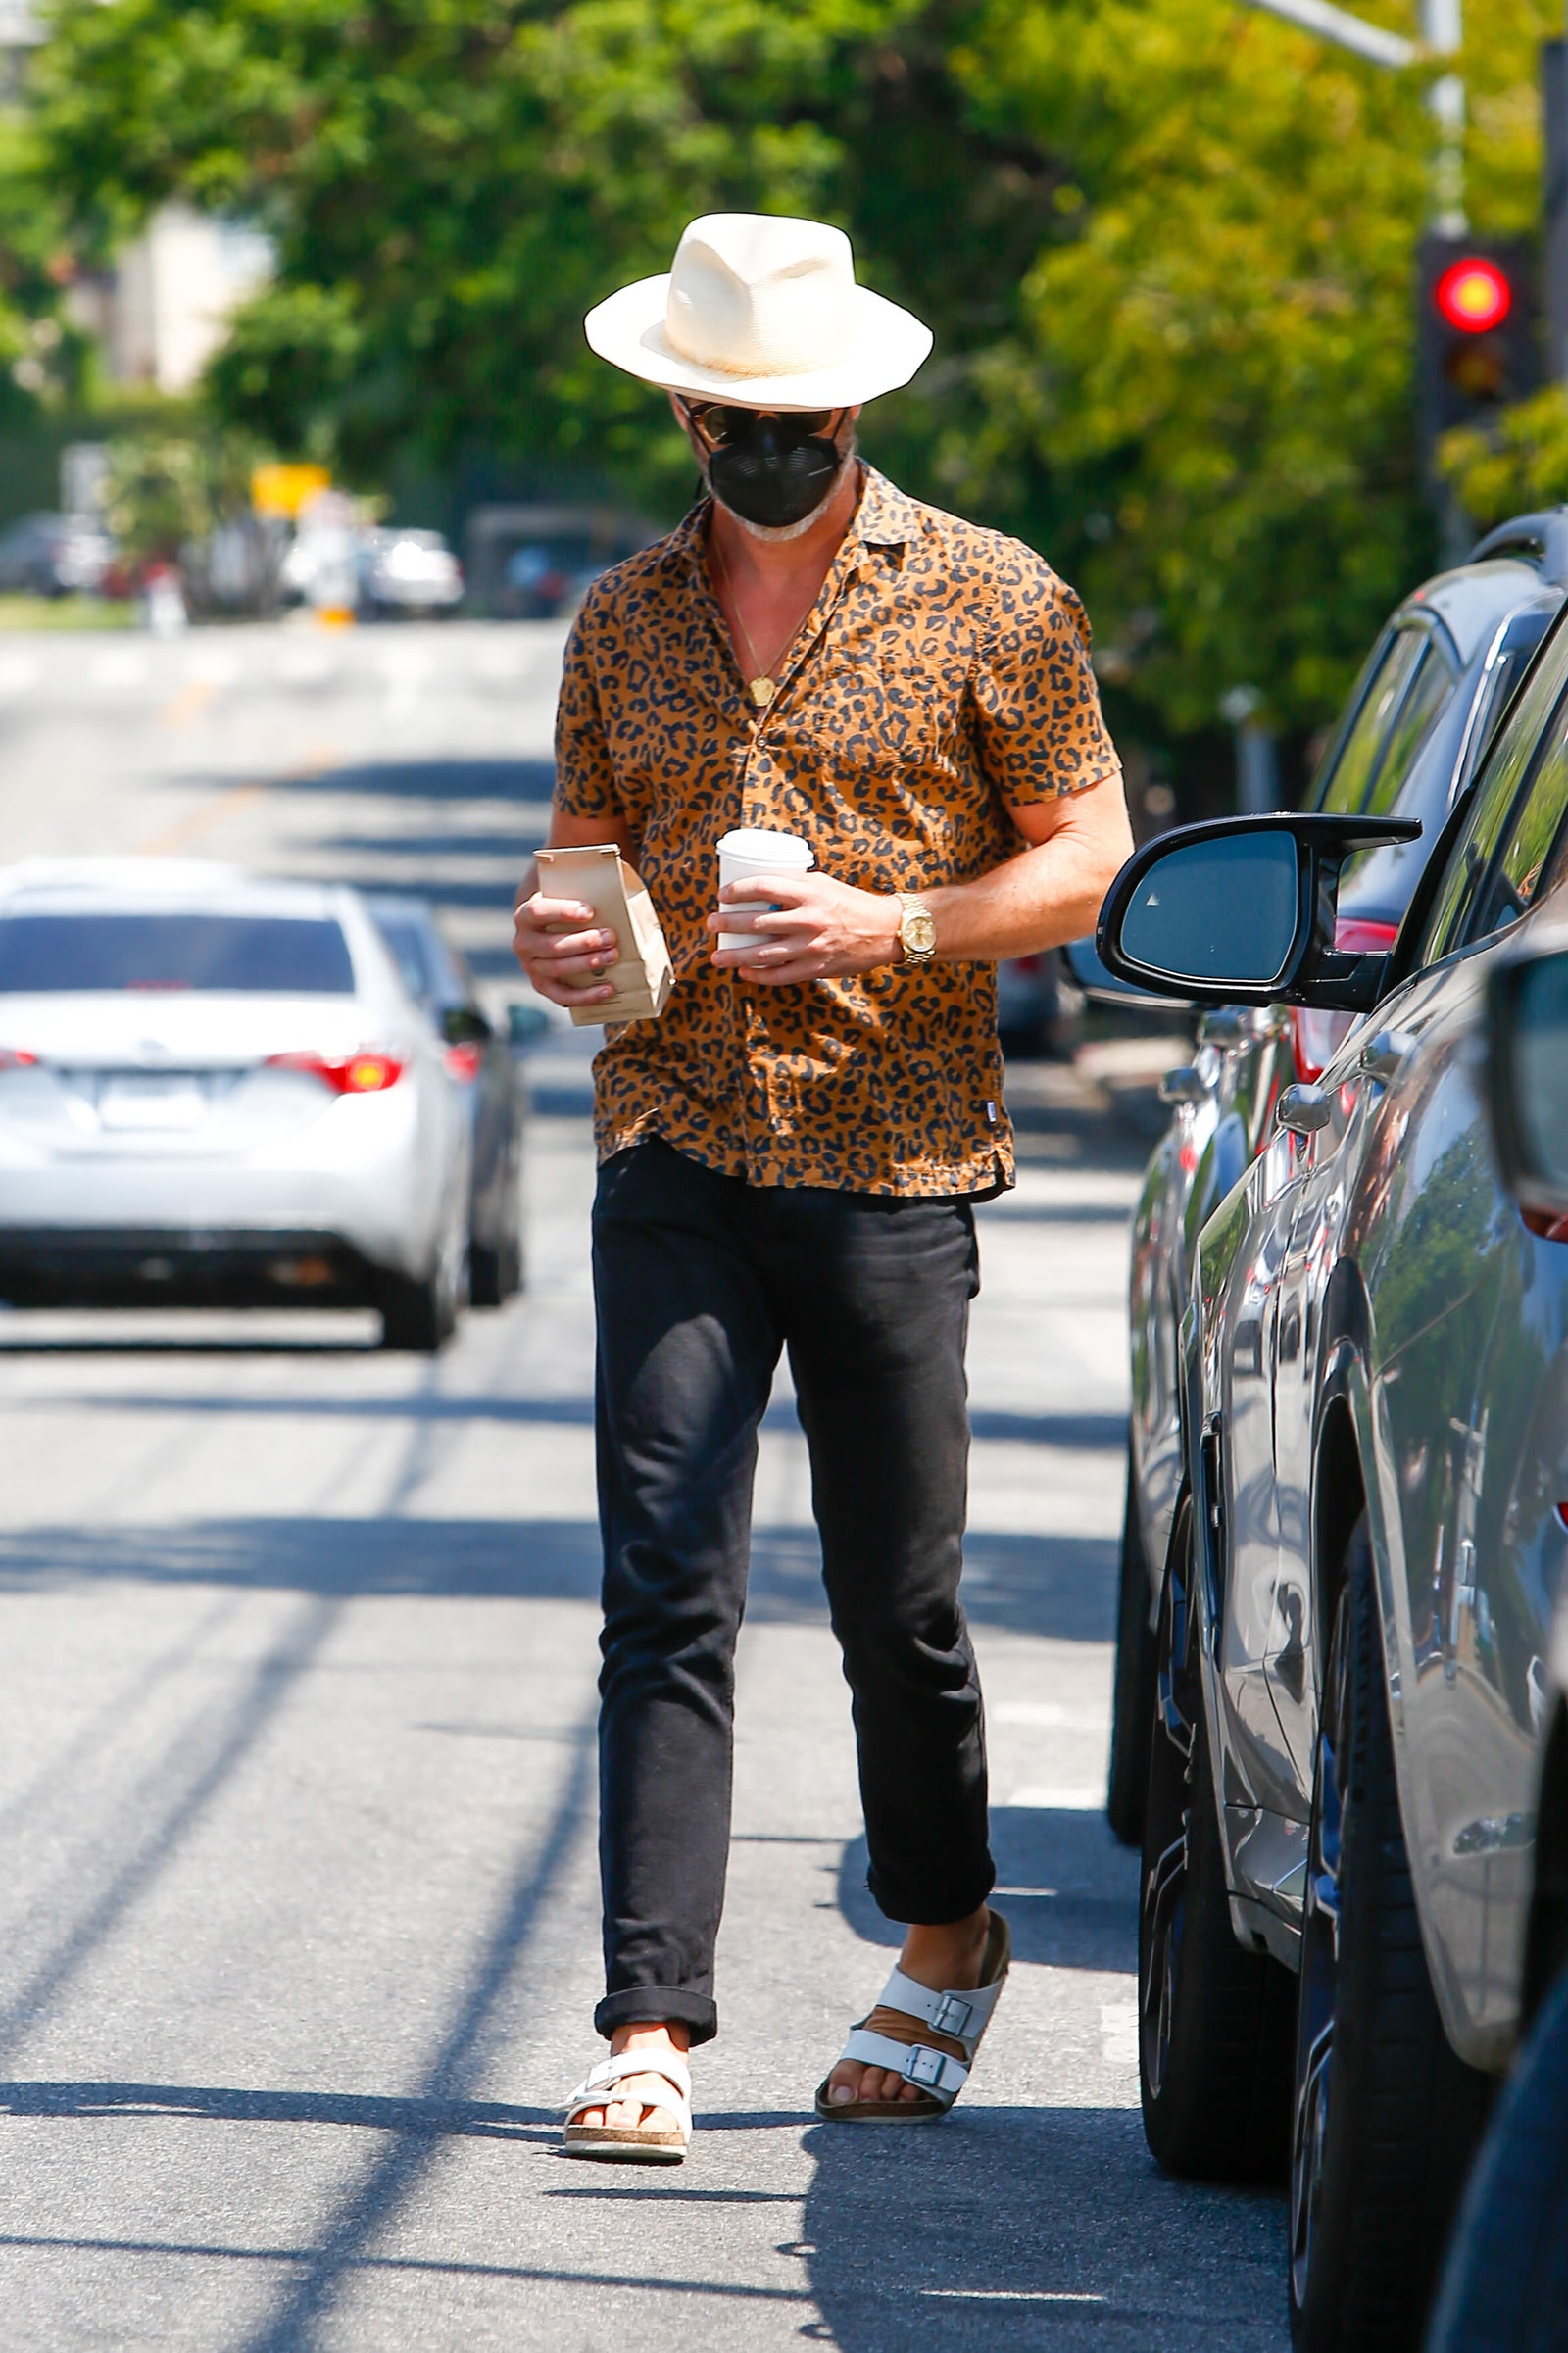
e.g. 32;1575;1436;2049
1003;1785;1104;1808
136;781;269;856
135;746;344;856
157;677;220;729
922;2290;1104;2303
1100;1999;1139;2065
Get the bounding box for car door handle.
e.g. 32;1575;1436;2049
1358;1029;1410;1081
1275;1082;1332;1136
1158;1063;1209;1106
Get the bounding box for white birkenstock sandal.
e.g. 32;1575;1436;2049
815;1909;1010;2122
562;2049;692;2164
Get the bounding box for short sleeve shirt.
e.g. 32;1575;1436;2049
554;466;1120;1196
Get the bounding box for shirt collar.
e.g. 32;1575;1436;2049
848;466;921;568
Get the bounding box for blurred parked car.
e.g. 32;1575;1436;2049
0;860;470;1349
0;510;115;598
1094;589;1568;2348
367;894;524;1304
1424;926;1568;2353
359;528;464;618
1105;519;1568;1843
464;503;654;619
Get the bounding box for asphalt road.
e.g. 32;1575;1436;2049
0;622;1288;2350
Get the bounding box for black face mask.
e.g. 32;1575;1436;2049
705;414;843;530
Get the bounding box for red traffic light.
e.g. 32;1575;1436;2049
1433;256;1513;335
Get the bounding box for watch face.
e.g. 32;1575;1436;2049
905;909;937;955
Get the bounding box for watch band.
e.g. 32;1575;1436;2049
896;891;938;966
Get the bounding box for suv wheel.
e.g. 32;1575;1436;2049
1139;1489;1294;2179
1289;1514;1492;2352
1107;1439;1156;1844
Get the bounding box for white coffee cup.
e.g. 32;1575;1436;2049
716;827;815;956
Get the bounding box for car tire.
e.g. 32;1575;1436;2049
1139;1489;1295;2180
1424;1959;1568;2353
377;1207;465;1352
1107;1441;1156;1845
467;1153;524;1308
1288;1514;1492;2353
377;1264;457;1351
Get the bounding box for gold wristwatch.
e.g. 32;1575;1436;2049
895;892;938;966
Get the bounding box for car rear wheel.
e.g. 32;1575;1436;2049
1107;1439;1156;1845
468;1153;524;1308
1288;1514;1492;2353
377;1207;465;1352
1139;1490;1294;2179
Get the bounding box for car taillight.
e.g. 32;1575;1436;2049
0;1048;36;1070
443;1041;484;1083
267;1051;404;1094
1523;1206;1568;1245
1291;918;1399;1082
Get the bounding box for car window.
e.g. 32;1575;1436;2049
372;913;438;1005
372;909;469;1010
1362;643;1456;817
1316;628;1430;816
1423;613;1568;960
0;912;356;993
1465;701;1568;942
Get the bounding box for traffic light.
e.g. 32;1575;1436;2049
1417;234;1537;478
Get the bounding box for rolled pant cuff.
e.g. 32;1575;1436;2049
865;1863;996;1929
595;1987;718;2047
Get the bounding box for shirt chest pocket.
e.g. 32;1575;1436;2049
812;653;956;806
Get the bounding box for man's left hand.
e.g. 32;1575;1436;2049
709;872;902;984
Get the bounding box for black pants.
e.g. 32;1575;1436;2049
590;1138;994;2046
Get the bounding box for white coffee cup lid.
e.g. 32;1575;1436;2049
717;827;814;866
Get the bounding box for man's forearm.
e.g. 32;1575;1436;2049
922;776;1133;962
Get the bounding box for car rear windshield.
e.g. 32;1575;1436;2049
0;912;356;993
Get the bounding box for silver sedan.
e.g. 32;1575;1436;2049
0;859;470;1348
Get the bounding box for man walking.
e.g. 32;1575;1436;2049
513;213;1131;2161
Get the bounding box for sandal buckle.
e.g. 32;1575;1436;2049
904;2044;951;2091
931;1992;974;2037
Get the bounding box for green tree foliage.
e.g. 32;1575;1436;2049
102;427;262;565
29;0;1550;742
1440;384;1568;527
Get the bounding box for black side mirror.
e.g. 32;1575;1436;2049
441;1003;493;1046
506;1001;552;1050
1096;813;1421;1010
1486;937;1568;1225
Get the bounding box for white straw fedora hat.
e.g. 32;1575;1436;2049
583;213;932;410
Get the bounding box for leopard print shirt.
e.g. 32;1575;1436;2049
554;466;1120;1196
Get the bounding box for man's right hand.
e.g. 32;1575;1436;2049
512;870;619;1007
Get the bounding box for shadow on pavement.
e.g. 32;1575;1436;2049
801;2106;1286;2351
270;757;556;806
234;1713;595;2351
0;1520;1116;1642
0;2081;557;2139
29;1383;1125;1455
0;1596;340;2071
834;1809;1137;1975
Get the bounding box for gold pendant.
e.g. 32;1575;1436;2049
749;675;775;708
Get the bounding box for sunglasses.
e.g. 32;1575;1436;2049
680;402;838;444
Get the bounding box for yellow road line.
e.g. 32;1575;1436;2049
134;745;345;858
156;677;220;730
137;781;270;857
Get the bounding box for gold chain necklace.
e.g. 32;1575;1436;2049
709;526;804;710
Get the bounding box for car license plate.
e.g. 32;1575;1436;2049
98;1076;208;1131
